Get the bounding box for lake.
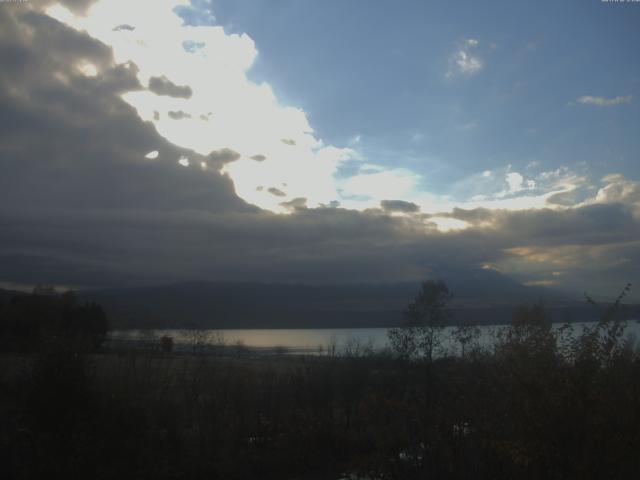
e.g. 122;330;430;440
108;320;640;355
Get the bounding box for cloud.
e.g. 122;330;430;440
339;167;420;206
50;0;95;14
113;24;135;32
168;110;192;120
47;1;548;219
443;166;561;211
447;38;483;78
148;75;192;98
591;174;640;213
380;200;420;213
0;1;638;300
267;187;286;197
440;207;495;225
576;95;633;107
546;190;581;207
0;5;250;216
280;197;307;211
44;0;358;212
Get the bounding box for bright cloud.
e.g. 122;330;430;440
576;95;633;107
339;167;421;206
447;38;483;78
46;0;355;212
42;2;639;233
591;174;640;213
76;60;98;77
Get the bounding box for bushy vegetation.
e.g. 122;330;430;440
0;283;638;479
0;287;108;353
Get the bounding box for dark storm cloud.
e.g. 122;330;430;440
0;7;250;214
380;200;420;213
0;3;638;299
440;204;640;248
489;204;640;248
280;198;307;211
168;110;192;119
44;0;94;14
443;207;495;224
148;75;193;99
0;206;496;287
206;148;241;168
113;24;135;32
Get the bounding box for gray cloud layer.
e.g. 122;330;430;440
381;200;420;213
149;75;193;99
0;3;638;299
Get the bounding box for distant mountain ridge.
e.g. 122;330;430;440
3;267;636;329
74;269;610;329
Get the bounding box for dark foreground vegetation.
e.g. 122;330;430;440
1;283;639;479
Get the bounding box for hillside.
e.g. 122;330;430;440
76;269;615;329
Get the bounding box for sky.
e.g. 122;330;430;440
0;0;639;300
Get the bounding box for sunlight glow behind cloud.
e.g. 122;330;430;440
46;0;356;213
44;1;640;231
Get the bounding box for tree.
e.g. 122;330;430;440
453;319;481;357
572;283;632;367
500;300;555;354
0;290;108;352
494;299;557;372
388;280;453;361
140;329;159;352
160;334;174;354
186;326;210;355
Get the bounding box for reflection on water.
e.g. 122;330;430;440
109;321;640;355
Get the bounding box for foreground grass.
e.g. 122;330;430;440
1;321;640;480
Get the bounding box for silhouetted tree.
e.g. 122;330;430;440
0;290;108;352
453;319;481;357
497;300;556;359
388;279;453;361
578;283;632;365
160;334;174;354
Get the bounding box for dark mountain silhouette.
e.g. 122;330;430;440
4;267;635;329
66;267;628;329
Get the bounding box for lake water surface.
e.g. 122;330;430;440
109;321;640;355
